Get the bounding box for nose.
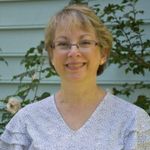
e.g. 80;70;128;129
67;44;81;57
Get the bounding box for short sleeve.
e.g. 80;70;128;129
124;108;150;150
0;109;31;150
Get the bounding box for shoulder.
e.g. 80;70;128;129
106;94;150;148
103;92;150;130
24;94;54;110
105;92;150;131
1;95;55;141
5;95;55;128
19;94;54;116
105;92;147;117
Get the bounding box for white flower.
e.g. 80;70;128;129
6;97;21;114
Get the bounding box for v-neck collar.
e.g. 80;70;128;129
52;92;109;134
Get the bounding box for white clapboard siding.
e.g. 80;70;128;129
0;0;150;102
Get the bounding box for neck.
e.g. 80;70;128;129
56;79;105;105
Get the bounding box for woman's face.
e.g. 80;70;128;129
51;26;106;82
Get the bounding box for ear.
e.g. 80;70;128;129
99;48;108;65
99;56;107;65
51;60;54;66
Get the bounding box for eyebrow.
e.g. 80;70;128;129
55;36;68;41
80;34;93;39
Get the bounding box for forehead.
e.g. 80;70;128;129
55;28;96;40
54;23;96;41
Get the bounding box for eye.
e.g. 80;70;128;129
56;41;69;47
54;41;70;50
79;40;92;47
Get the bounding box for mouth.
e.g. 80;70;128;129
65;62;87;71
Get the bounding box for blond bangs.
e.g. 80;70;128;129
55;10;94;36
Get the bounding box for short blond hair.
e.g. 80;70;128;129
45;4;113;75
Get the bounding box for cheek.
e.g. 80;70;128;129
91;50;101;64
94;48;107;65
51;51;58;63
51;52;65;68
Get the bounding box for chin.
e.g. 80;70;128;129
65;73;86;81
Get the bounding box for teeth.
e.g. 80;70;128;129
68;64;83;67
66;63;86;69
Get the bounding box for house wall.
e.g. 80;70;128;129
0;0;149;103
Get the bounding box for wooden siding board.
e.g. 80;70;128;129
0;29;44;52
0;0;149;100
0;0;70;26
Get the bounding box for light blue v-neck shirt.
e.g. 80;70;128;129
0;92;150;150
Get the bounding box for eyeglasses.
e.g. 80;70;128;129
51;40;99;51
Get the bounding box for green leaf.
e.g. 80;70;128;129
134;95;150;110
36;92;51;101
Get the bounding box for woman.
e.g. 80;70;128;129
0;4;150;150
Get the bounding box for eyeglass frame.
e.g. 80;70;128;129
50;40;100;51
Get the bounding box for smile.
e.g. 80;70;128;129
65;62;86;71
